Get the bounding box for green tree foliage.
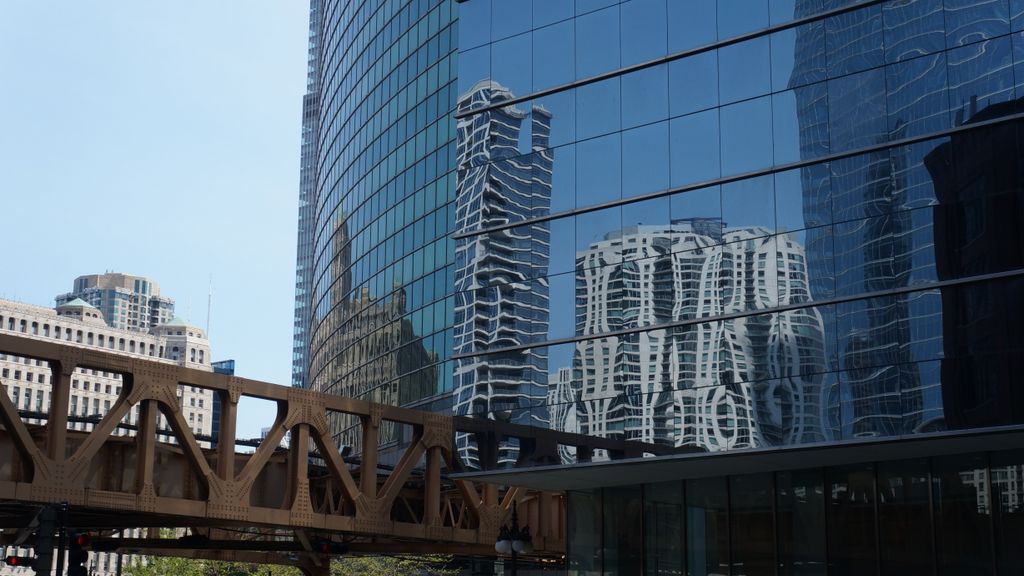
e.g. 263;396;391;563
122;556;302;576
122;554;458;576
330;554;457;576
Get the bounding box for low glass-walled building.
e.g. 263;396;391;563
567;447;1024;575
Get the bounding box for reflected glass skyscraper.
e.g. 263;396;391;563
298;0;1024;572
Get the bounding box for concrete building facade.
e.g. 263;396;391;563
0;297;214;576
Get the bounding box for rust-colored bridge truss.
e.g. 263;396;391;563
0;332;673;574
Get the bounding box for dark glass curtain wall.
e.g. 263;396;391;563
567;449;1024;575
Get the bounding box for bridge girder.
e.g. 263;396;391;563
0;332;674;563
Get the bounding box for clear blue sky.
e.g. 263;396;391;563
0;2;310;438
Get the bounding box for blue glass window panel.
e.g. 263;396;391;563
776;165;833;230
718;0;769;38
621;0;668;66
882;0;945;64
838;365;903;439
492;33;532;101
622;195;672;228
576;6;621;79
885;51;948;138
622;64;669;129
548;272;576;340
1015;0;1024;31
771;21;826;92
830;151;894;223
901;360;942;430
900;290;943;361
1014;31;1024;104
459;0;491;51
576;76;622;140
770;0;823;24
894;138;944;211
833;215;896;296
669;110;721;187
826;5;884;78
575;206;622;255
667;0;717;53
828;67;887;153
622;122;670;199
534;0;574;28
577;0;617;15
671;185;722;223
549;145;577;213
577;133;622;206
824;0;877;9
773;84;830;166
669;51;719;116
534;21;575;92
458;44;491;99
536;91;577;148
947;36;1015;126
839;299;903;370
492;0;532;41
720;96;774;175
722;175;776;231
803;225;837;302
549;215;577;275
896;209;938;286
944;0;1010;48
719;36;772;104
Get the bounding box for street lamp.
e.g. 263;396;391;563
495;507;532;575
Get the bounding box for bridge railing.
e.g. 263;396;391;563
0;331;676;568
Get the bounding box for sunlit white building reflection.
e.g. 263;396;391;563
565;221;828;452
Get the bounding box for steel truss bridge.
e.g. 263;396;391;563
0;333;674;574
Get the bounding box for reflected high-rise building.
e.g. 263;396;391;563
791;2;943;439
452;81;553;467
566;221;827;451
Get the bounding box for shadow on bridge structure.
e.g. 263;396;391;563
0;332;676;574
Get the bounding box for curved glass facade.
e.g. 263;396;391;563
301;0;1024;461
306;0;459;442
453;0;1024;462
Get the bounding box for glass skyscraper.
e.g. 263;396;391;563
298;0;1024;572
297;0;458;425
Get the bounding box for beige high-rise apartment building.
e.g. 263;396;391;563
55;272;175;332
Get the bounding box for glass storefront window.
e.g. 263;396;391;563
604;485;644;576
877;459;933;575
644;481;684;576
776;468;826;575
933;454;993;575
826;464;877;576
687;477;730;576
730;473;775;575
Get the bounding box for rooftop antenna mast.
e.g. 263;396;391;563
206;275;212;336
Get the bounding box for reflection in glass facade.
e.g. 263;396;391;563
452;0;1024;458
301;0;459;445
295;0;1024;570
452;82;553;467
